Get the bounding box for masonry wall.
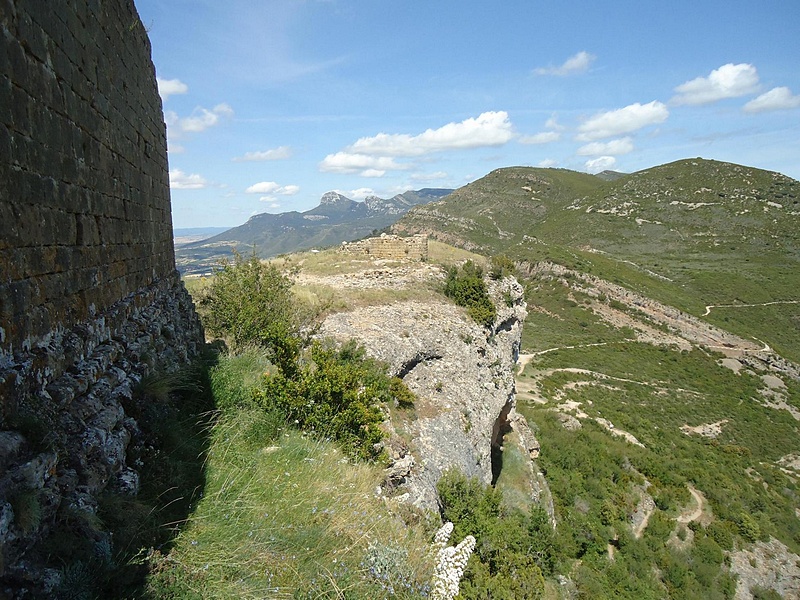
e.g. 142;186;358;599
0;2;203;593
0;0;175;356
341;234;429;260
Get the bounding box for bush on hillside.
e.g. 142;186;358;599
444;261;497;327
253;340;414;461
437;470;548;599
489;255;516;280
200;250;304;376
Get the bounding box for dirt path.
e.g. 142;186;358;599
677;484;705;524
703;299;800;317
517;343;615;375
632;490;656;539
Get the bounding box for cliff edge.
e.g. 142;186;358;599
315;260;529;510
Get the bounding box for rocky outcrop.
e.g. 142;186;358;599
319;276;527;510
730;537;800;599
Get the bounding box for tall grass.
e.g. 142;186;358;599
145;349;435;599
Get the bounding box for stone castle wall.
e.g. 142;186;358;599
0;1;203;592
341;233;429;260
0;0;175;357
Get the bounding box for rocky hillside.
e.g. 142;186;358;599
175;188;451;274
288;246;549;516
388;158;800;599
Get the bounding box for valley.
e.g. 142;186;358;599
169;157;800;598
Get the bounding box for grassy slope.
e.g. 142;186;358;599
393;158;800;597
396;158;800;361
144;350;436;599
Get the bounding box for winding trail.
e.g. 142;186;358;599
703;299;800;317
677;484;705;524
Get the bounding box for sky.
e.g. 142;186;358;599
133;0;800;229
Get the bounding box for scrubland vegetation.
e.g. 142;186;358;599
118;202;798;598
515;274;800;598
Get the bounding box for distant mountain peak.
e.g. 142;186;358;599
320;191;351;205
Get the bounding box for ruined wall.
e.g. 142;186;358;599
341;233;429;260
0;1;203;591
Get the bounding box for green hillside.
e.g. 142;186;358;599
140;158;800;600
391;158;800;598
394;158;800;362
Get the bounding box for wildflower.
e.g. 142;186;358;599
430;522;475;600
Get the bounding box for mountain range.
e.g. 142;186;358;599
175;188;452;274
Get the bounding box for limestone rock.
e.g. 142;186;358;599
318;275;527;510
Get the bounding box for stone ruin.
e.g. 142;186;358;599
0;0;203;592
340;233;429;260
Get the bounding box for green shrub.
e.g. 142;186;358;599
200;251;304;376
490;255;517;280
751;585;783;600
437;470;547;599
253;340;413;461
444;261;497;327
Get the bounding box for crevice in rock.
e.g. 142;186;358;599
395;350;443;379
490;398;514;486
494;316;517;334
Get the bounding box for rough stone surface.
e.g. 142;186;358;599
0;1;203;594
319;275;527;510
340;233;429;260
730;537;800;599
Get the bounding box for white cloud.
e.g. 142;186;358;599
584;156;617;173
245;181;300;195
167;141;185;154
410;171;449;182
538;159;558;168
342;187;375;199
169;169;208;190
260;201;282;209
577;137;634;156
545;115;564;131
577;101;669;141
519;131;561;145
180;103;234;132
319;152;407;176
672;63;760;105
346;111;515;157
157;78;188;101
167;104;234;135
743;86;800;113
233;146;293;161
534;51;596;76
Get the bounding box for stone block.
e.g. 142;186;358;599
75;213;100;246
10;85;31;137
17;10;48;65
0;76;11;128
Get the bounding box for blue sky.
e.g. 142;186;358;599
134;0;800;229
